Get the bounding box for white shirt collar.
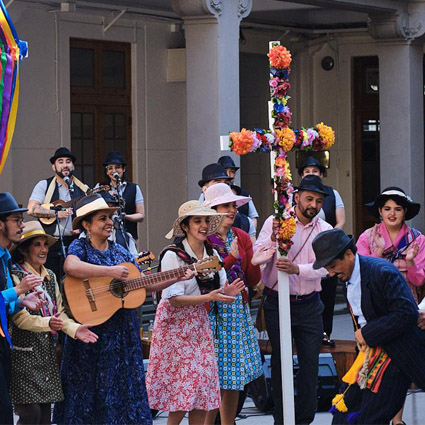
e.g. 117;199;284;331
348;254;361;287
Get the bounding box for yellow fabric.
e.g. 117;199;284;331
342;350;366;384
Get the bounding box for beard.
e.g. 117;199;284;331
55;168;74;179
300;207;318;219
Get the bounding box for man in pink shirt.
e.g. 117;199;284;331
253;175;332;425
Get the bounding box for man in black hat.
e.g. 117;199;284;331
27;147;89;280
218;155;259;229
97;152;144;242
0;193;45;424
312;228;425;424
198;163;256;238
298;156;346;347
253;175;333;425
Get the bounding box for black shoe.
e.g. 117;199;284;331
322;332;335;348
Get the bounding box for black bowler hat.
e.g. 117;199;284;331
102;151;127;167
49;147;76;164
312;228;354;270
296;175;328;197
218;155;240;171
298;156;326;176
0;192;28;216
198;163;233;187
366;186;420;221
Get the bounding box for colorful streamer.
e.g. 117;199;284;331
0;0;27;176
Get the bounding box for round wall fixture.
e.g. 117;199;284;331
321;56;335;71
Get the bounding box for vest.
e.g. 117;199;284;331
237;188;251;217
322;185;337;228
42;176;86;236
233;212;250;234
122;182;138;240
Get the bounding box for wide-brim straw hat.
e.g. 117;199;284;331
366;187;421;221
165;200;226;239
11;221;57;252
72;194;118;230
203;183;251;209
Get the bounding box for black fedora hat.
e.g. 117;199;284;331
365;187;421;221
312;228;354;270
0;192;28;216
102;151;127;167
198;163;233;187
218;155;240;171
49;147;76;164
296;175;328;197
298;156;326;176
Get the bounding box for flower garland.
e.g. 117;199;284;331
229;43;335;255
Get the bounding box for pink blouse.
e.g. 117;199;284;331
357;222;425;303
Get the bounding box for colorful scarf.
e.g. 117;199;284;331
382;227;421;263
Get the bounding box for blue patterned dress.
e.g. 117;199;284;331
53;238;152;425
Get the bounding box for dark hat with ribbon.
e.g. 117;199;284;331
298;156;326;176
312;228;354;270
0;192;28;216
102;151;127;167
218;155;240;171
198;163;233;187
296;175;329;197
49;147;77;164
365;186;420;221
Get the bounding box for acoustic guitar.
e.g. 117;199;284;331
63;256;221;325
39;185;110;225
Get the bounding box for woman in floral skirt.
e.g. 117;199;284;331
146;200;244;425
203;183;263;425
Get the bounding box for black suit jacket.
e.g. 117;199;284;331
357;255;425;389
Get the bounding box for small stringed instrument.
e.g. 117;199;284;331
64;256;221;325
39;185;110;225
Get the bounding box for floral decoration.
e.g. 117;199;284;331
228;42;335;255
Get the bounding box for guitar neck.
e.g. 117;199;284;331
60;194;86;209
124;264;195;291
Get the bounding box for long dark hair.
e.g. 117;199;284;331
11;238;36;264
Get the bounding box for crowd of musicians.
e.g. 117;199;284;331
1;147;425;425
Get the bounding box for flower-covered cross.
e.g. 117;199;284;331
229;42;335;255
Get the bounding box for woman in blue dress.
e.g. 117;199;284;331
53;194;193;425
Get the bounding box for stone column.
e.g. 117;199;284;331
370;8;425;229
171;0;252;198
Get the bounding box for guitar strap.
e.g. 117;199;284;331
43;176;88;205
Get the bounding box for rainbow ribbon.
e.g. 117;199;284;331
0;0;27;176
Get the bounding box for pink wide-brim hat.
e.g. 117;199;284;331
203;183;251;209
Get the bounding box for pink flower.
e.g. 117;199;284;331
251;133;261;151
269;77;279;88
275;167;286;177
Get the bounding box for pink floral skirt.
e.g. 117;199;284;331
146;299;220;412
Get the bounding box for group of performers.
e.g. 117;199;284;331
0;147;425;425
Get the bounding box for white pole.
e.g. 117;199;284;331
268;41;295;420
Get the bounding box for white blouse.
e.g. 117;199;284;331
161;238;227;298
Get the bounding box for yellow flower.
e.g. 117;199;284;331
275;128;295;152
316;122;335;149
278;217;297;240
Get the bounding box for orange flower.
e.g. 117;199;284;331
275;128;295;152
230;128;253;155
275;156;287;168
316;122;335;149
278;217;297;240
268;45;292;69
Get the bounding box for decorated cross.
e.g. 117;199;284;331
227;41;335;255
223;41;335;423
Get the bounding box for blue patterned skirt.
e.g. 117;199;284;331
209;292;263;390
53;309;152;425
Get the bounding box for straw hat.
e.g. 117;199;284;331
203;183;251;209
165;200;226;239
11;221;57;252
72;194;118;230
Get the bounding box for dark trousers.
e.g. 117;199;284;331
0;339;13;425
15;403;52;425
332;360;410;424
264;294;324;425
320;275;338;337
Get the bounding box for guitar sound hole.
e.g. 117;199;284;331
110;280;128;298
